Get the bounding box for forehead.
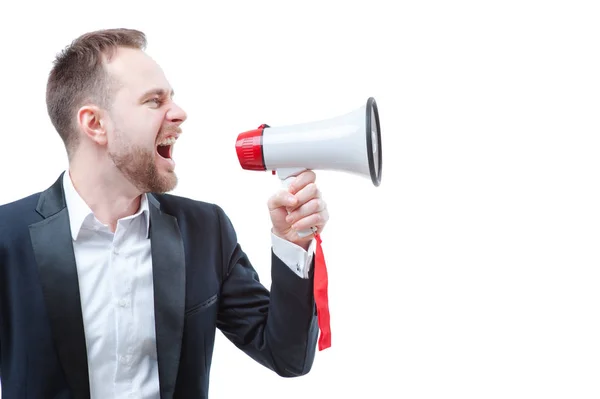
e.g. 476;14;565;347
104;47;171;97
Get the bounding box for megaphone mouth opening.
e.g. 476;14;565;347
366;97;383;186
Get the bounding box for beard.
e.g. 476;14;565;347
108;128;178;194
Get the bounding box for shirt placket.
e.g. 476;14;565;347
112;218;137;396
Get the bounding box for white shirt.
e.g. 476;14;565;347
62;171;314;399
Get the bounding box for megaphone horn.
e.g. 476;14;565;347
235;97;383;236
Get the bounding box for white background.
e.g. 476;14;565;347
1;0;599;398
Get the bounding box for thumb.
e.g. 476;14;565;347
267;189;298;212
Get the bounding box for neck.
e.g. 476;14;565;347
69;154;142;233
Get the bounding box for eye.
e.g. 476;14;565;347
147;98;163;107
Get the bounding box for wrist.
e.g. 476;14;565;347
271;228;311;252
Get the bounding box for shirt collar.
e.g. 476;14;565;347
62;170;150;240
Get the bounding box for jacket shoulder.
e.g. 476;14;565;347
150;193;238;243
150;192;233;227
151;192;224;216
0;192;41;210
0;192;43;245
0;193;42;227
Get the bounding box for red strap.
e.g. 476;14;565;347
313;233;331;350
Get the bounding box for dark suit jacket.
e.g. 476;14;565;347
0;174;318;399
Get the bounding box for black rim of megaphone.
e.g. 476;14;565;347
366;97;382;186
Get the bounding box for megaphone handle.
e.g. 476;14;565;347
277;167;315;238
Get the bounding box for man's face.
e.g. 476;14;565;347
102;47;187;193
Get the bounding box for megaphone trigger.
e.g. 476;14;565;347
276;167;308;186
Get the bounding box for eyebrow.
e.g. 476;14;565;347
140;88;175;101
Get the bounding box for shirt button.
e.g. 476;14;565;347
118;299;127;307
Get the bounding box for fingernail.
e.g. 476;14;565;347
287;195;297;205
286;215;294;223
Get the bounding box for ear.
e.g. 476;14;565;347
77;105;108;146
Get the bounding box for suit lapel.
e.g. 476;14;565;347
28;174;91;399
148;195;186;399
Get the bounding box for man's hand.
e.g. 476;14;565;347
268;170;329;251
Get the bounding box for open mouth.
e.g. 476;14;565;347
156;136;177;160
157;144;172;159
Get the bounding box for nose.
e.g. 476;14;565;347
167;102;187;124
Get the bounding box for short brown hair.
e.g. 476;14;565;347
46;28;147;158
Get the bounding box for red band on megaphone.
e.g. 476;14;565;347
235;124;269;171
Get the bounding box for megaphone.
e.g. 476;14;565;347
235;97;383;236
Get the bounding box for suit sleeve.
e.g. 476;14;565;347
214;205;319;377
0;249;3;379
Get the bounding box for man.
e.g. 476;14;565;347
0;28;329;399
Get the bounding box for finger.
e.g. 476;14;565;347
291;209;329;233
291;182;321;207
285;197;326;225
287;170;316;194
267;189;298;211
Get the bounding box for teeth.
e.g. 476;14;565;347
158;137;176;146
